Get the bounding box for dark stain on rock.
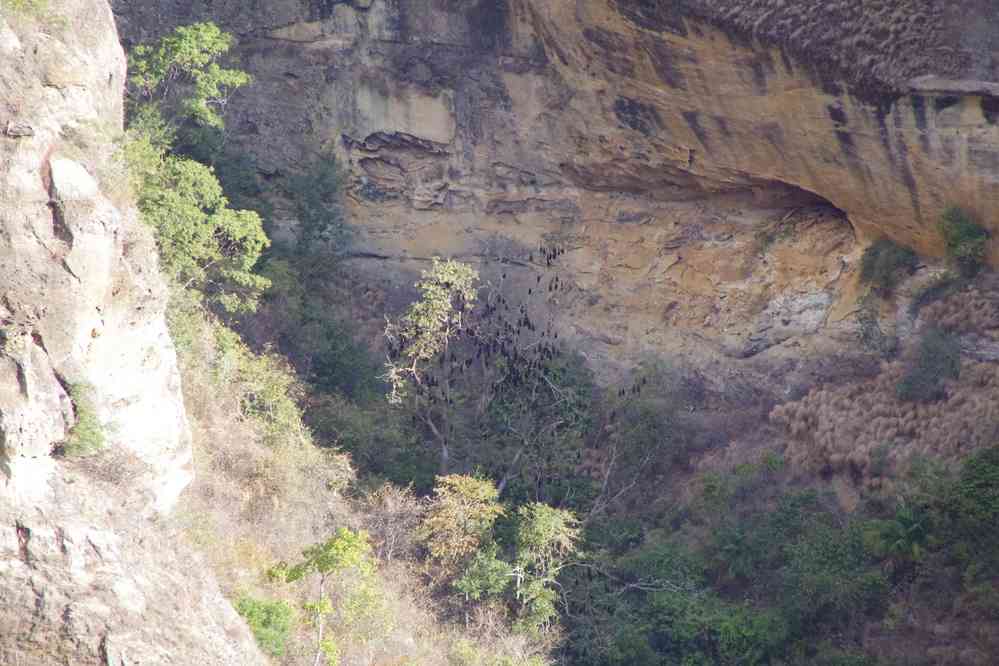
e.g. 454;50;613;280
468;0;511;52
805;61;843;97
583;27;635;76
874;105;894;167
644;38;689;90
749;59;768;94
982;97;999;124
911;96;930;153
713;115;731;137
934;96;961;113
760;122;785;156
827;105;848;126
893;129;923;222
682;111;709;149
614;0;689;36
778;47;795;76
835;130;856;157
911;95;928;131
613;97;663;136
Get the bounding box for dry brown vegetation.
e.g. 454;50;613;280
922;284;999;340
773;280;999;488
166;291;548;665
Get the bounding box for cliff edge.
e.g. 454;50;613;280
0;2;264;663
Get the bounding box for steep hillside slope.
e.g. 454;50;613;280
0;2;265;663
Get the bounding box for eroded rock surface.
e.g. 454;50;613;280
113;0;999;380
1;2;191;511
0;460;265;666
1;3;265;663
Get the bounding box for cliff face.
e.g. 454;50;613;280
1;0;189;512
114;0;999;375
0;3;264;663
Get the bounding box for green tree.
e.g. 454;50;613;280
419;475;505;578
125;106;269;312
273;528;375;666
512;503;580;631
385;259;479;472
129;22;250;129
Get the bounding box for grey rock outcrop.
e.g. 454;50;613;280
0;463;265;665
1;0;190;512
1;2;266;663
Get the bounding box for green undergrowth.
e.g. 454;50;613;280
561;445;999;665
61;383;105;457
940;206;990;277
235;595;296;657
860;238;917;295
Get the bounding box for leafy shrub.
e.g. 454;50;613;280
456;545;513;602
860;238;918;294
129;22;250;128
175;125;273;220
286;155;349;253
781;521;887;630
947;446;999;555
896;327;961;403
62;383;105;457
939;207;989;277
235;595;295;656
420;475;504;575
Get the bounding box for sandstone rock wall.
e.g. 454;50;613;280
112;0;999;374
114;1;999;253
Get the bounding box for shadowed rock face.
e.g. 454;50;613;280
112;0;999;372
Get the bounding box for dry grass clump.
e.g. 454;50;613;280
921;286;999;340
771;360;999;487
774;277;999;487
169;295;354;591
